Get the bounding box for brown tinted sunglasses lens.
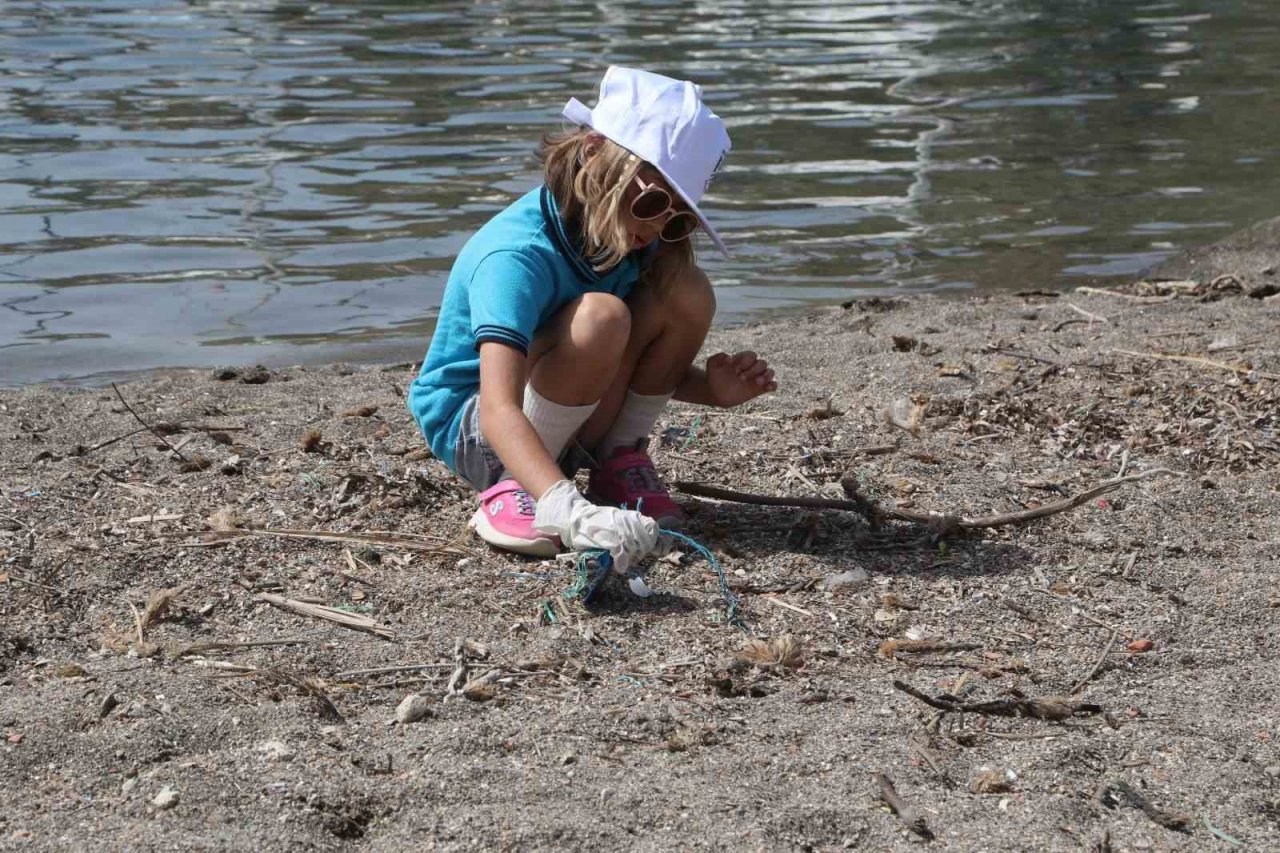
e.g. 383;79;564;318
661;213;699;242
631;188;671;220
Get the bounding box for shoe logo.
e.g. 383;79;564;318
488;501;503;516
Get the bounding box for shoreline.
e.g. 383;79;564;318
2;229;1278;848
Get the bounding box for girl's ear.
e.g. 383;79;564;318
581;131;607;161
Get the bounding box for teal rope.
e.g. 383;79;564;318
562;529;745;631
662;528;745;631
563;549;612;601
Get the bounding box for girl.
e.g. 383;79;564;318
408;66;776;572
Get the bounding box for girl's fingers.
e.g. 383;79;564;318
731;351;757;370
743;361;769;380
756;369;775;385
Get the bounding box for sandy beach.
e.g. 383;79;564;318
2;226;1279;849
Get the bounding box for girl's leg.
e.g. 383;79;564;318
575;267;715;527
469;292;629;556
577;266;715;452
521;292;630;459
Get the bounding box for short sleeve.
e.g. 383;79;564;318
469;251;547;354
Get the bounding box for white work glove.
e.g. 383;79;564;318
534;479;659;575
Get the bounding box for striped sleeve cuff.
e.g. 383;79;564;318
473;325;530;354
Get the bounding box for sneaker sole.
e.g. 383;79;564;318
468;509;560;558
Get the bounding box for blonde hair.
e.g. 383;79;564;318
538;127;694;296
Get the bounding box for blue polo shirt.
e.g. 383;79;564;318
408;186;643;468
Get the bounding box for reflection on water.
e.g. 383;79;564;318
1;0;1277;384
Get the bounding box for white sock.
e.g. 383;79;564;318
521;383;598;462
599;389;673;457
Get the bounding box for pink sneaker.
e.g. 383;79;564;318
588;443;685;527
469;479;560;557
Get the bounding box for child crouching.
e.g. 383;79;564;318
408;66;776;571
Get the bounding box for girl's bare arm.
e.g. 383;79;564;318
477;341;566;499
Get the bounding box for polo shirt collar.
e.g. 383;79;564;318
540;185;602;283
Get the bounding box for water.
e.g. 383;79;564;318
2;0;1277;385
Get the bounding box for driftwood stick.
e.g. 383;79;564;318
675;469;1178;534
893;680;1102;720
256;593;395;640
174;638;310;657
206;526;470;556
873;773;932;839
1071;628;1119;695
673;482;866;513
110;383;191;462
1115;349;1280;381
74;426;150;456
335;663;457;679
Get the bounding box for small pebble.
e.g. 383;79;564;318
395;694;433;724
823;568;869;591
98;691;119;718
258;740;296;762
152;786;179;810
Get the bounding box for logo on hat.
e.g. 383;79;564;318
704;149;728;194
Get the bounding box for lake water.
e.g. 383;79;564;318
2;0;1277;385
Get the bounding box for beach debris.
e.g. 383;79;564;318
395;694;434;724
98;691;120;718
207;507;244;532
823;568;869;591
879;638;982;659
893;680;1102;720
152;786;179;810
891;335;919;352
1098;780;1190;832
873;772;932;839
342;405;379;418
675;468;1178;538
209;526;468;557
806;396;844;420
1127;639;1154;653
256;593;394;640
735;635;804;672
300;429;324;453
258;740;296;762
140;586;184;632
880;395;928;434
1115;349;1280;381
110;382;192;462
969;768;1016;794
239;365;270;384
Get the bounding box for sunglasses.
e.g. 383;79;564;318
629;175;701;243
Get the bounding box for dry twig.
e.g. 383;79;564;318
256;593;394;639
893;679;1102;720
675;468;1178;536
1071;628;1120;695
218;526;469;556
873;772;932;839
110;383;191;462
1114;349;1280;381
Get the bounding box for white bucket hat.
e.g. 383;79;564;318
562;66;732;256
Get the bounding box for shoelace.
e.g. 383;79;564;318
514;489;537;516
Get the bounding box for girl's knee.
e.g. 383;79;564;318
571;292;631;351
666;266;716;327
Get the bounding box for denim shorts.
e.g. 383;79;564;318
452;393;597;492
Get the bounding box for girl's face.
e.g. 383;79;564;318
618;164;694;250
581;134;698;251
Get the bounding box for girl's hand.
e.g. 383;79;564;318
705;351;777;408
